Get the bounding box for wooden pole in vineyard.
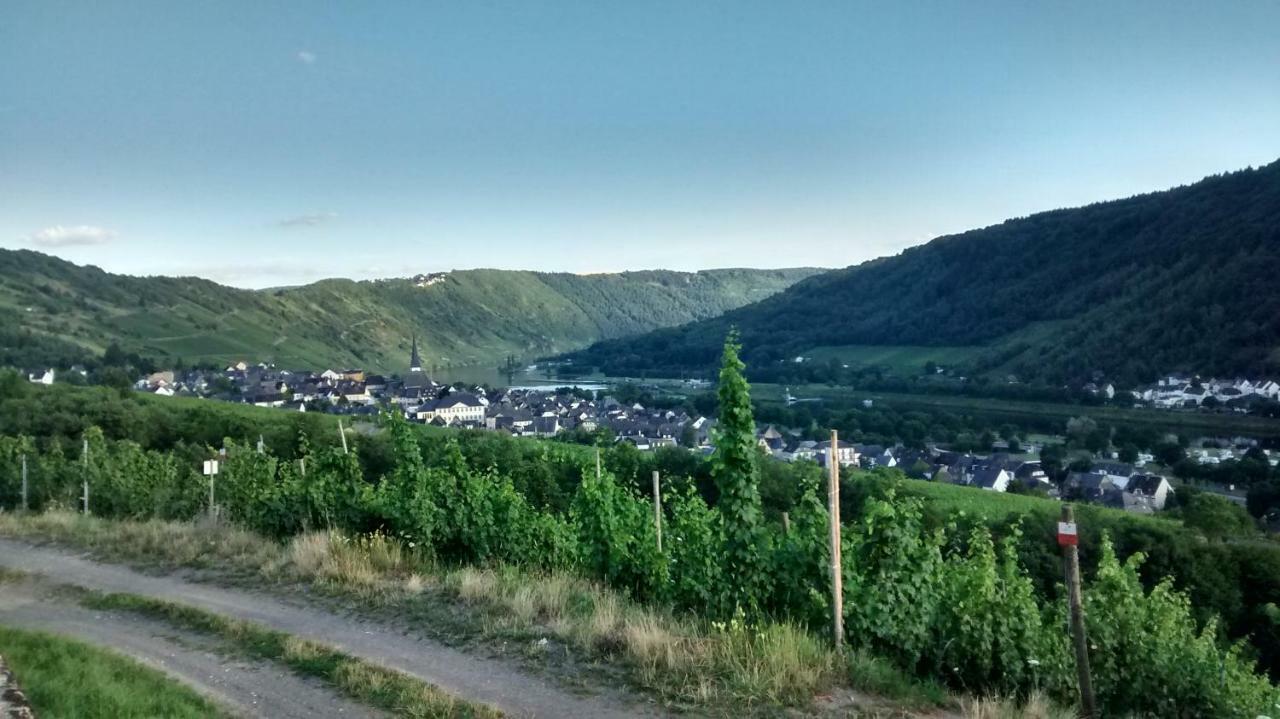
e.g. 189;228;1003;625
1059;504;1097;718
20;453;28;512
81;438;90;515
651;470;662;553
338;419;349;454
595;448;601;479
828;429;844;652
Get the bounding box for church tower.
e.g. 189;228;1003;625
409;334;423;373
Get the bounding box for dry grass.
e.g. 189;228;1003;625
286;530;433;590
959;691;1076;719
0;511;282;573
436;562;839;708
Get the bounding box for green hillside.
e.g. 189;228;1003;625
570;159;1280;385
0;250;818;371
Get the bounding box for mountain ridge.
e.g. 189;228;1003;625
568;159;1280;385
0;249;820;372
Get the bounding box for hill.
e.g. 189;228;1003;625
0;250;819;372
568;160;1280;385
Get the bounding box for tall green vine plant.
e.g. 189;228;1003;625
711;331;770;617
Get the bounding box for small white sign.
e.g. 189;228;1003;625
1057;521;1078;546
202;460;220;476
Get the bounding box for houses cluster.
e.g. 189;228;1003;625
754;425;1175;515
1064;466;1174;514
1131;374;1280;410
483;390;713;448
132;348;717;449
137;362;403;413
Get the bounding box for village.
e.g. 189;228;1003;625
86;337;1255;519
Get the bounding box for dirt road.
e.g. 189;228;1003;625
0;539;663;718
0;580;382;719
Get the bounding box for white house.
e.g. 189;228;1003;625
974;467;1013;492
414;393;486;425
813;439;860;467
1127;474;1174;510
28;369;54;385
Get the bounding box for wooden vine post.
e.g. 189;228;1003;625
828;429;844;652
1059;504;1097;718
81;437;90;515
652;470;663;553
338;419;349;454
20;453;28;512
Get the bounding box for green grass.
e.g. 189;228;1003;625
751;382;1280;439
805;344;987;374
70;589;503;719
0;625;230;719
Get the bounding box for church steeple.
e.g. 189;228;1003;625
409;334;422;372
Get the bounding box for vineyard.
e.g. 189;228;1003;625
1;346;1279;717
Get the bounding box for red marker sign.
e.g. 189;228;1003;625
1057;521;1078;547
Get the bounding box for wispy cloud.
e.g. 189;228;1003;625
276;212;337;228
26;224;117;247
296;50;316;64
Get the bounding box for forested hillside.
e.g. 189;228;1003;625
570;160;1280;385
0;250;817;371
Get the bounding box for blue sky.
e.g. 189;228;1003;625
2;1;1278;288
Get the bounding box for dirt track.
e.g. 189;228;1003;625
0;539;662;718
0;579;381;719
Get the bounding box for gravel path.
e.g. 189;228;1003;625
0;581;382;719
0;539;664;718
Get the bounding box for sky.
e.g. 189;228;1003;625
2;1;1278;288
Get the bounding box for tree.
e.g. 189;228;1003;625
1065;416;1098;447
97;367;133;396
1177;492;1258;540
709;331;769;617
1118;443;1140;464
1154;441;1186;467
1040;443;1067;481
1246;480;1280;520
678;423;697;448
978;429;996;452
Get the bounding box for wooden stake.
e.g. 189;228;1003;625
338;419;349;454
1061;504;1097;718
652;470;663;553
781;511;790;534
828;429;844;652
595;448;601;479
20;453;28;512
81;438;90;515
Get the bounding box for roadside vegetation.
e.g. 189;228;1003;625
0;511;946;714
61;586;502;719
0;625;231;719
1;339;1278;716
